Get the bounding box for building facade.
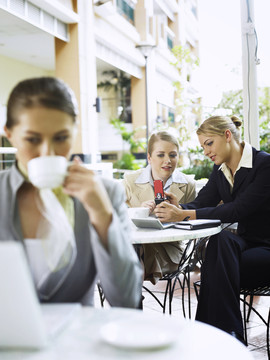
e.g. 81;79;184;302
0;0;199;165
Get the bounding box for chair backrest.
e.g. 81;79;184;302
84;162;113;179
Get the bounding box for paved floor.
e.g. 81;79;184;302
95;269;269;359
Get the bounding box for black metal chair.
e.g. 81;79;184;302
193;280;270;359
142;235;211;318
96;281;106;307
241;285;270;358
96;235;210;317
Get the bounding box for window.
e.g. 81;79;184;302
168;111;175;124
116;0;134;25
167;35;174;50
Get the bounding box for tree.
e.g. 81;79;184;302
170;45;200;149
217;87;270;153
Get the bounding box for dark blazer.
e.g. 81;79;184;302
182;148;270;244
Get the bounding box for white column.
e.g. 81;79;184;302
240;0;259;149
146;51;157;135
77;1;99;162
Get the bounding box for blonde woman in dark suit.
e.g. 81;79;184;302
157;116;270;344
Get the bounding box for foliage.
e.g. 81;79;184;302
216;87;270;153
97;70;130;92
258;87;270;153
170;45;200;148
182;146;214;180
110;118;146;170
260;119;270;153
113;153;145;170
110;118;146;153
171;46;200;76
217;89;243;120
98;70;131;122
182;165;212;180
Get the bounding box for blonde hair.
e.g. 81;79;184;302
148;130;179;156
196;115;242;143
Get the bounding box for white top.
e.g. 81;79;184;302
0;307;254;360
24;239;50;288
135;164;188;191
219;142;253;190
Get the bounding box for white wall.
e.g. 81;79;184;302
0;55;53;134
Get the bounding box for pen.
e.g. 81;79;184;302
183;216;190;221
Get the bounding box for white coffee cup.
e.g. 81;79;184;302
27;156;69;189
127;207;150;219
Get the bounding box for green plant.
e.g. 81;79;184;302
110;118;146;169
110;118;146;153
182;163;213;180
98;70;131;122
216;87;270;152
113;153;145;170
170;45;200;148
260;119;270;153
182;146;213;180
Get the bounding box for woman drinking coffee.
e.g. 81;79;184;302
0;76;142;306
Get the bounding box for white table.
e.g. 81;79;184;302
131;224;222;244
130;221;222;316
0;307;253;360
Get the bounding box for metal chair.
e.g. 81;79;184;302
241;286;270;358
142;235;210;318
96;235;210;317
96;281;106;307
193;280;270;359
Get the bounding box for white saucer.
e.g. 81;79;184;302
99;315;183;350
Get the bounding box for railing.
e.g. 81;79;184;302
0;147;17;170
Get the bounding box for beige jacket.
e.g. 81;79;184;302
123;168;196;207
122;167;196;284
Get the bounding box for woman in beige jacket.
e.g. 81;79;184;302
123;131;196;284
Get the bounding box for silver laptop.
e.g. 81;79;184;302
131;217;174;229
0;241;81;349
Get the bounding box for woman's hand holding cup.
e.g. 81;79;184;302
63;158;113;247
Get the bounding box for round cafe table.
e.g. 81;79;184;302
0;307;254;360
131;223;222;244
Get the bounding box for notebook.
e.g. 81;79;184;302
0;241;81;349
131;217;221;230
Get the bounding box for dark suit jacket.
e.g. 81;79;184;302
182;148;270;244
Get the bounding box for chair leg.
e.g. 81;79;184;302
242;295;248;345
168;279;172;315
187;269;191;319
181;272;192;319
246;294;254;322
181;270;191;319
97;282;105;307
193;281;200;301
162;280;171;314
143;285;164;310
267;308;270;360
